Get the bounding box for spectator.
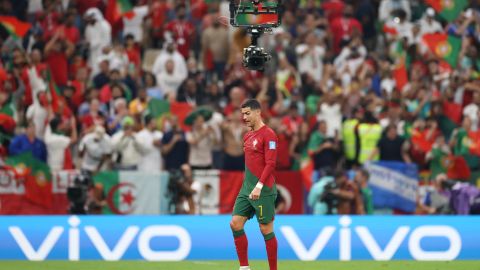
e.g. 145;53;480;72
144;72;164;100
354;169;373;215
157;59;185;101
176;77;202;106
84;8;112;76
164;3;195;59
161;115;189;171
201;15;229;81
330;4;363;54
152;41;188;83
44;31;75;87
463;92;480;131
295;31;326;82
111;117;142;170
128;88;148;117
357;112;383;164
418;8;443;36
44;116;77;172
221;110;247;170
369;124;411;162
331;171;364;215
308;120;341;175
317;92;342;138
136;115;163;172
186;114;218;169
9;121;47;162
78;125;112;174
378;0;411;22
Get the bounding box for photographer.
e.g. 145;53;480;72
322;171;364;215
168;164;197;214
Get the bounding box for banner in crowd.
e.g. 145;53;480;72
364;161;419;213
0;170;304;215
0;215;479;260
193;170;304;214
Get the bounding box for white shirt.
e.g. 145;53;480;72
79;133;112;172
317;103;342;138
44;126;71;172
418;17;443;35
464;104;479;131
26;104;48;140
85;8;112;75
111;130;142;167
156;71;185;97
295;44;325;82
186;127;215;167
123;6;149;42
152;50;188;80
135;129;163;172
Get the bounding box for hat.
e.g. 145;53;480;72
122;116;134;127
426;7;435;17
184;107;213;126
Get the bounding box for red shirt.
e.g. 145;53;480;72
46;51;69;87
322;0;345;23
243;125;278;187
151;2;170;28
126;46;141;68
276;133;291;170
165;20;195;59
330;17;363;53
63;25;80;44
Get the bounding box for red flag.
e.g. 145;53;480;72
383;24;398;35
0;16;31;38
106;0;134;24
170;102;194;131
444;155;471;180
443;101;462;124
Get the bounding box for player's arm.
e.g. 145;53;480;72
250;131;278;200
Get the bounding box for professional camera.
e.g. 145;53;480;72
242;29;271;71
67;172;92;214
229;0;282;71
320;181;338;214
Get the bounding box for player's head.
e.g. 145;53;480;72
241;99;262;129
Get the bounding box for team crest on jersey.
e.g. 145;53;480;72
269;141;276;150
253;139;258;149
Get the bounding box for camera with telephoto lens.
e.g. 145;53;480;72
67;172;92;214
320;181;339;214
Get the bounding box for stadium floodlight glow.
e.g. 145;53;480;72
229;0;283;71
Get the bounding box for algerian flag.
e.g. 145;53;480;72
93;171;169;214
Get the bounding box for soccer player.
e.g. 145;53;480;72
230;99;278;270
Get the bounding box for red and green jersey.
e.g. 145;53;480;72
241;125;278;197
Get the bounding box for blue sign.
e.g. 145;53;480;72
0;215;479;261
365;161;419;212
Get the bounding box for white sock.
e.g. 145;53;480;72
239;266;251;270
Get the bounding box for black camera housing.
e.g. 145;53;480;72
243;45;271;71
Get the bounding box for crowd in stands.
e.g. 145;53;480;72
0;0;480;215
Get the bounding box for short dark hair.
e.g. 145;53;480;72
49;117;62;131
241;99;261;110
358;169;370;180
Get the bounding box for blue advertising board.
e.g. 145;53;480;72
0;215;479;261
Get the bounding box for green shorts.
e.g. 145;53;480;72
232;194;276;224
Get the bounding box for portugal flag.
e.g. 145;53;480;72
106;0;135;24
5;153;53;207
146;99;193;131
423;33;461;68
392;40;408;91
0;16;31;38
425;0;468;22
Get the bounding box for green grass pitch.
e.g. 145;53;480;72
1;260;480;270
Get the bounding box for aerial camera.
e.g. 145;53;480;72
229;0;282;71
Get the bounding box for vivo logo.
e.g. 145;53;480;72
8;216;191;261
281;216;461;261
